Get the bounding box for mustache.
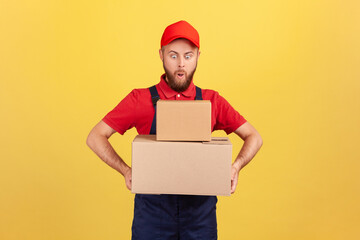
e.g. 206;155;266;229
175;70;186;74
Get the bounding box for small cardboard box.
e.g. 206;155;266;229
156;100;211;141
131;135;232;196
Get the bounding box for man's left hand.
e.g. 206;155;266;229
231;164;240;194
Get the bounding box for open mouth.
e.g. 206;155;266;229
176;72;185;79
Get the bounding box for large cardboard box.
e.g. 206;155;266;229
156;100;211;141
131;135;232;196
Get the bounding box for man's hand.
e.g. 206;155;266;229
231;164;240;194
124;167;132;191
230;122;263;194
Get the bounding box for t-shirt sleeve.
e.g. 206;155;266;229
214;93;247;134
102;90;138;135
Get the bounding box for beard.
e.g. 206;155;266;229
163;63;197;92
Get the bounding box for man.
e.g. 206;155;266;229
87;20;263;240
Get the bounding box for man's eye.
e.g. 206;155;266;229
171;55;177;59
185;55;191;59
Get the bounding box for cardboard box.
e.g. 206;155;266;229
131;135;232;196
156;100;211;141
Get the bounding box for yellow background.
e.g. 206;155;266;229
1;0;359;239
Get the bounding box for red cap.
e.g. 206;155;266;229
161;20;200;49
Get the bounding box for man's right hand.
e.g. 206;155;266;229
124;167;132;191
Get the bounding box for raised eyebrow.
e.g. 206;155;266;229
167;50;194;55
168;50;178;54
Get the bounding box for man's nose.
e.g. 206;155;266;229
178;57;185;68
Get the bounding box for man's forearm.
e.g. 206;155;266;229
233;133;263;171
87;132;130;176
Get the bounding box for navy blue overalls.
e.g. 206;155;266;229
131;85;218;240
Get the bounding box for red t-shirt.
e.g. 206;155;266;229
103;74;246;135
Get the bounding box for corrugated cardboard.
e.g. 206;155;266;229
156;100;211;141
131;135;232;196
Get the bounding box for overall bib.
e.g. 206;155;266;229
131;85;218;240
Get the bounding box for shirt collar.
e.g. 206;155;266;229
158;74;196;99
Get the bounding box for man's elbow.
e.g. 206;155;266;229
246;130;263;150
86;131;94;149
254;131;263;150
86;130;99;150
258;134;263;149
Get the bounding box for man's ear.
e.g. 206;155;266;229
159;49;164;61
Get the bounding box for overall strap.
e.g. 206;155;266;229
149;85;160;135
195;86;203;100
